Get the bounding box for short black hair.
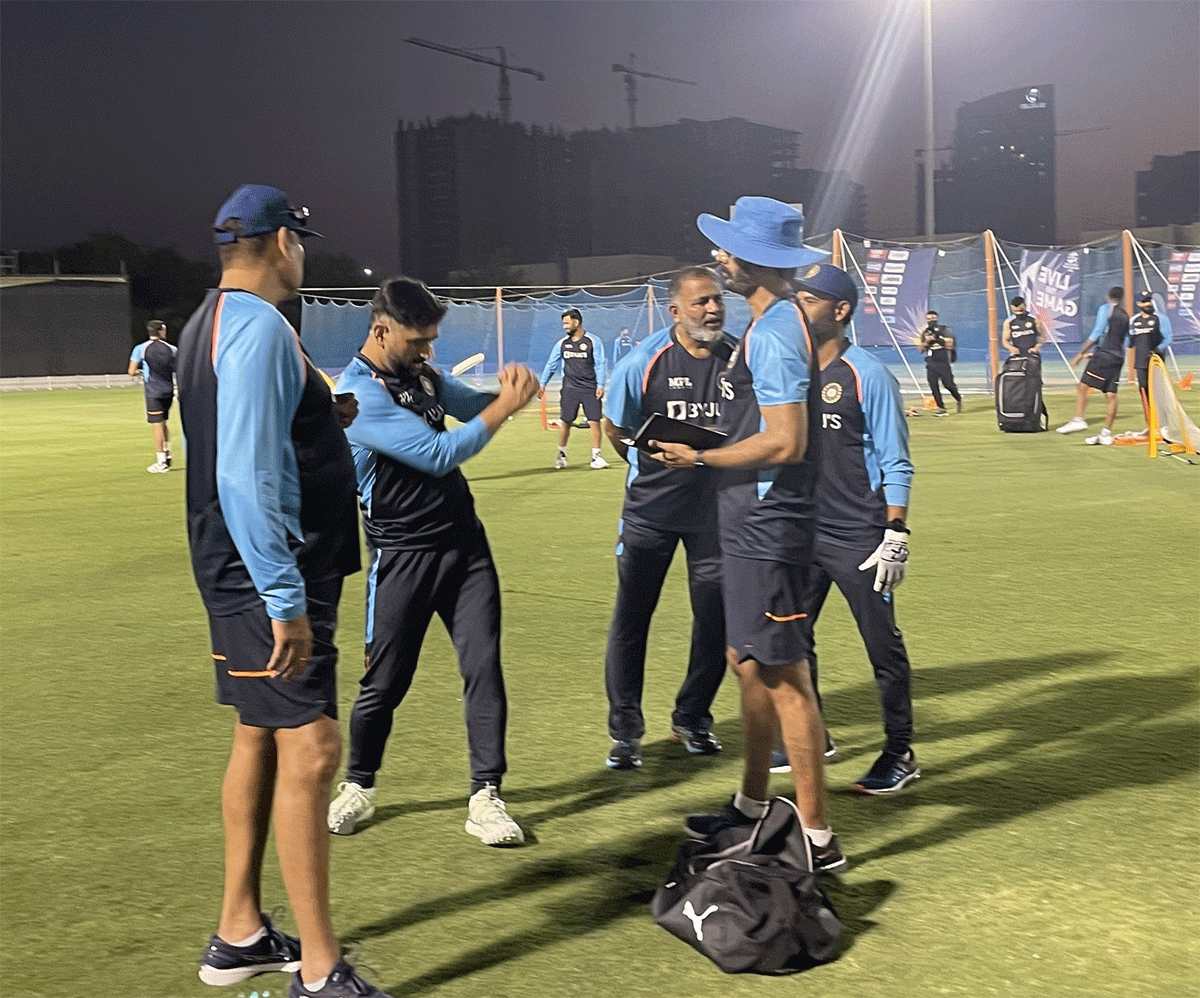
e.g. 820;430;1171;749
733;257;796;284
926;310;939;317
1108;286;1124;301
562;308;582;323
217;229;273;268
146;319;167;336
1010;296;1025;308
668;266;720;301
372;276;447;328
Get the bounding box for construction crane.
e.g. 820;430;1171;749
405;38;545;124
611;54;696;129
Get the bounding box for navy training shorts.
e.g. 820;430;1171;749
722;553;813;667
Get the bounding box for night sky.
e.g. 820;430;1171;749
2;0;1197;274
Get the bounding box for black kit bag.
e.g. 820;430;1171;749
651;798;845;973
996;354;1048;432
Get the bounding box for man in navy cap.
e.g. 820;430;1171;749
652;196;848;874
1128;290;1171;436
1058;286;1130;445
788;263;919;795
176;184;390;998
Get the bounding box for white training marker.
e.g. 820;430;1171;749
450;352;486;377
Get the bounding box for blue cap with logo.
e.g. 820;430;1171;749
1137;291;1153;303
793;263;858;311
697;196;828;269
212;184;323;244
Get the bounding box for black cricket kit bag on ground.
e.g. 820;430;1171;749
996;355;1048;432
651;798;845;973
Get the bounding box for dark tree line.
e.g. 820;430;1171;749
18;234;366;346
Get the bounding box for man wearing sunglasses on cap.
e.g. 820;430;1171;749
177;185;390;998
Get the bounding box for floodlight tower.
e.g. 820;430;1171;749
611;54;697;129
405;37;546;124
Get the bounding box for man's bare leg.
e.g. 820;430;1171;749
216;721;277;943
1072;381;1090;419
273;715;344;984
765;660;829;831
730;649;776;803
588;420;603;450
557;422;571;449
1103;391;1118;431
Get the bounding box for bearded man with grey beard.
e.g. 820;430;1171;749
599;267;736;771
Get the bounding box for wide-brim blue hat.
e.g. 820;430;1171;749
213;184;323;244
697;196;829;269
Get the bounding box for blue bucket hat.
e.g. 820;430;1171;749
213;184;323;244
793;263;858;312
697;196;828;269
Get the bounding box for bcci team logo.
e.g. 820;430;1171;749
802;264;821;280
419;375;435;397
821;383;843;404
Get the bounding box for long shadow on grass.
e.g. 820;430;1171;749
467;466;566;481
368;720;742;829
842;667;1200;866
342;826;894;994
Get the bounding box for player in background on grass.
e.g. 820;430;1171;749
327;276;539;846
177;185;389;998
790;263;919;795
1057;286;1130;445
652;196;848;875
1125;291;1172;439
539;308;609;469
1001;297;1046;359
918;310;962;414
128;319;177;472
600;267;734;770
611;326;635;369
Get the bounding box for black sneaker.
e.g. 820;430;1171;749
605;738;642;770
683;798;756;841
808;833;849;875
956;399;964;413
288;959;393;997
669;724;723;755
768;736;838;774
198;912;301;986
852;749;921;795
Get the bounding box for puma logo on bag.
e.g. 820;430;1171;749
682;901;718;941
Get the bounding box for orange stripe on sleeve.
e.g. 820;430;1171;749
641;342;672;395
842;357;864;404
210;293;226;367
227;670;273;678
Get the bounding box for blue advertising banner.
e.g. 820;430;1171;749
1017;249;1082;343
1166;251;1200;341
856;247;937;347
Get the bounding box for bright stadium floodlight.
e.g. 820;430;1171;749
364;268;373;277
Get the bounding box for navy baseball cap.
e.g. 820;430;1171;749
212;184;323;244
1137;291;1153;302
793;263;858;311
697;196;828;269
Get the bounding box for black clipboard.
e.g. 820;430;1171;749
630;413;726;453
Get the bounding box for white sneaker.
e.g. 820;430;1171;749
327;781;376;835
1084;429;1113;446
590;454;609;469
147;462;170;473
554;453;567;470
465;784;524;846
1056;417;1087;434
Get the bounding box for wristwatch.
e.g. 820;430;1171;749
694;450;706;466
887;518;909;534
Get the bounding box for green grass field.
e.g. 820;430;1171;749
1;385;1198;998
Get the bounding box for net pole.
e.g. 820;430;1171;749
984;230;1000;392
1123;231;1138;383
837;231;859;347
1130;235;1188;381
495;286;505;370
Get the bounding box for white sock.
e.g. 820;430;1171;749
1100;427;1112;436
733;791;768;819
557;446;567;456
807;826;834;847
228;924;266;947
592;447;602;458
304;975;328;992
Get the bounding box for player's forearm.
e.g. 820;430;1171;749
704;427;805;469
603;419;629;461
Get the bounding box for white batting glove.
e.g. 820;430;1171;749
858;529;909;594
